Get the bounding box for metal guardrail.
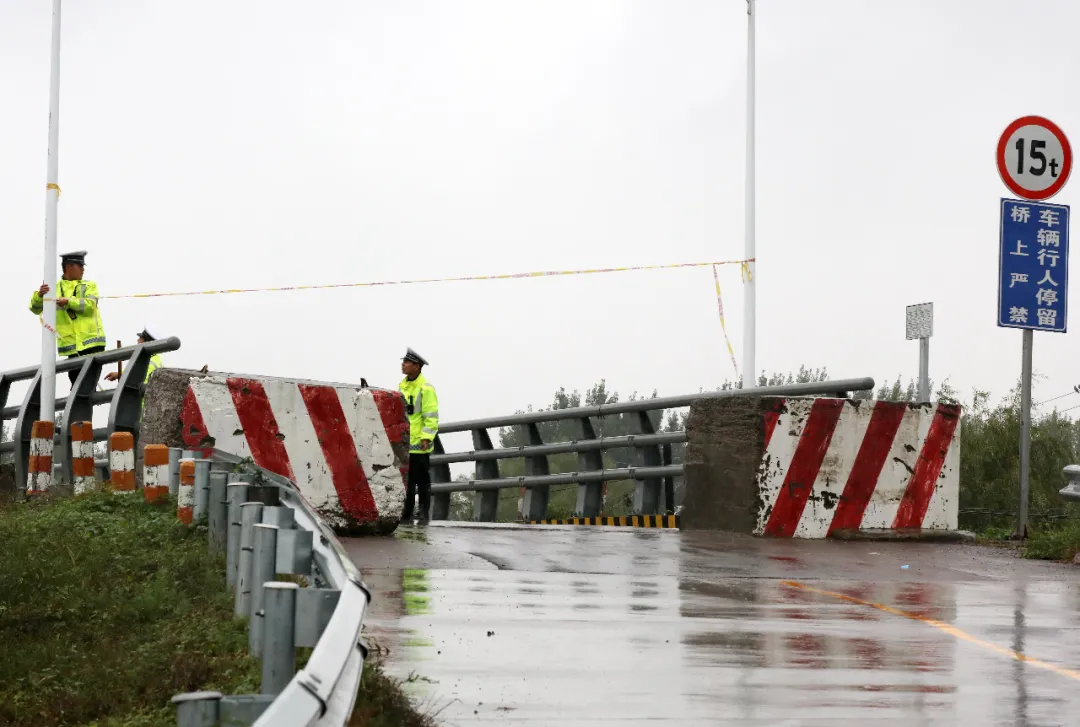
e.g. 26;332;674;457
0;337;182;487
428;377;876;521
172;450;370;727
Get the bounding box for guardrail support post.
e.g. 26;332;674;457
143;444;170;502
109;432;137;495
261;582;298;695
168;447;181;496
472;428;500;522
574;417;604;517
59;357;102;484
276;529;313;575
26;420;54;495
520;423;550;521
429;436;452;520
262;506;295;530
226;482;250;588
171;691;222;727
250;523;279;657
178;460;195;523
633;412;663;515
193;460;212;522
70;421;96;495
235;502;264;616
208;471;229;555
663;443;676;513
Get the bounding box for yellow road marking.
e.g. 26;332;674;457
781;580;1080;682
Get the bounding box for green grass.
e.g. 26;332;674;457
0;490;435;727
0;491;260;727
971;518;1080;561
350;660;439;727
1023;521;1080;561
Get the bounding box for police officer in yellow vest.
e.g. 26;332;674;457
104;325;165;387
29;250;106;385
399;348;439;524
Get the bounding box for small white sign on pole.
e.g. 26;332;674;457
905;302;933;341
906;302;933;404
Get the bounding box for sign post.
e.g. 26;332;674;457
996;115;1073;538
905;303;933;402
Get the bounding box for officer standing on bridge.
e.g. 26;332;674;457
104;325;165;388
29;250;107;385
399;348;439;524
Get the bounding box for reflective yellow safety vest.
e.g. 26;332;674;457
398;374;439;452
141;354;164;410
29;279;106;356
146;353;164;384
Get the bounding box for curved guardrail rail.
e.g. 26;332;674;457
171;450;371;727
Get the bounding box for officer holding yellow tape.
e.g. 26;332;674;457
399;348;439;524
29;250;107;385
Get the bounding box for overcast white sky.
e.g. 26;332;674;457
3;0;1080;427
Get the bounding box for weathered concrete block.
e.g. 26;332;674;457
142;369;408;535
684;396;962;538
682;397;771;531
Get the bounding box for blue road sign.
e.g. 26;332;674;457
998;198;1070;332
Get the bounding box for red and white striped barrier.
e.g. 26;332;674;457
109;432;137;495
756;399;961;537
26;420;54;495
143;444;170;502
178;374;410;528
70;421;96;495
178;459;195;524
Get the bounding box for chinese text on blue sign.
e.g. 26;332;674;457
998;198;1070;332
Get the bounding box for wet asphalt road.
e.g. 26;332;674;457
343;524;1080;726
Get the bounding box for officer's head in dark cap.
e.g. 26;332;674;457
401;348;428;380
60;250;87;281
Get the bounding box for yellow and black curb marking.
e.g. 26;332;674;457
527;515;680;528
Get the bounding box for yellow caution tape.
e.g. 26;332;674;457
46;182;61;197
38;314;57;336
99;258;755;300
712;265;740;379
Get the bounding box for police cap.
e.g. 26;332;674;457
402;348;428;367
60;250;87;267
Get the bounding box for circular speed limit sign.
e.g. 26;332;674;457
997;116;1072;200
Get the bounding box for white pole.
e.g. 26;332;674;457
40;0;62;426
742;0;757;386
917;337;930;402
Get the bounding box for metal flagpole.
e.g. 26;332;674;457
742;0;757;386
40;0;63;426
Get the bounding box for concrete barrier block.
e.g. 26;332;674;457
684;396;961;538
141;369;407;534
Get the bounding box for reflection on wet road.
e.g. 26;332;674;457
343;525;1080;725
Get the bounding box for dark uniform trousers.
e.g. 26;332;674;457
67;345;106;385
403;452;431;521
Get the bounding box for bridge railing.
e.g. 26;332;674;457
429;377;876;522
171;450;370;726
0;337;182;488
